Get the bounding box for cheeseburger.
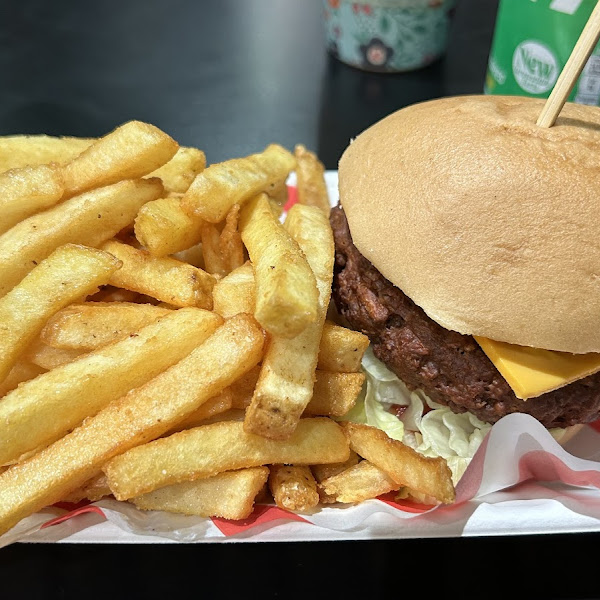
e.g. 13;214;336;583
331;95;600;437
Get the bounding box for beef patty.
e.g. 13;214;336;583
330;204;600;429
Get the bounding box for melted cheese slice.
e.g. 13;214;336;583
475;336;600;400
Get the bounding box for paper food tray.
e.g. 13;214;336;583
4;171;600;546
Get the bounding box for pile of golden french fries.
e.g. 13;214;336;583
0;122;455;537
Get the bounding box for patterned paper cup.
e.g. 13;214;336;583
322;0;456;73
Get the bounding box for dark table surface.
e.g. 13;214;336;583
1;1;599;598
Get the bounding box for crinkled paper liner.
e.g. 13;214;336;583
4;414;600;547
4;174;600;545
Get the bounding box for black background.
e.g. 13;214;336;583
1;1;599;598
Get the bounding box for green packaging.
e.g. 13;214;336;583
485;0;600;105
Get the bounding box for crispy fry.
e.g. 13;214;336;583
0;178;163;299
201;222;224;275
266;178;289;206
132;467;269;520
40;302;172;350
172;242;204;269
150;147;206;193
104;418;349;500
240;194;318;337
395;487;439;506
269;465;319;512
24;342;84;370
294;144;331;215
319;460;399;504
61;121;178;197
0;308;222;466
228;366;260;409
212;261;255;318
0;313;261;536
201;205;245;277
0;135;92;173
341;423;455;504
0;134;205;195
317;321;370;373
311;451;360;483
100;239;215;309
195;408;246;425
228;367;363;418
303;371;364;417
220;204;245;272
245;204;334;439
183;144;296;223
87;286;145;303
0;245;120;383
0;361;46;398
0;165;64;235
268;199;284;220
134;196;204;257
166;390;234;434
61;473;112;504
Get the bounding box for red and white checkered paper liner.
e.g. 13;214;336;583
4;172;600;545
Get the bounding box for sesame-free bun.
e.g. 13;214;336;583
339;95;600;354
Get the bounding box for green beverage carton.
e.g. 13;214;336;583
485;0;600;105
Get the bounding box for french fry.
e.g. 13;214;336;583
61;121;178;197
0;308;222;466
87;286;145;303
240;194;318;337
134;196;205;257
317;321;370;373
0;178;163;299
183;144;296;223
269;465;319;512
166;390;234;434
319;460;399;504
150;147;206;193
100;239;215;309
40;302;172;350
303;371;364;417
104;418;349;500
0;135;92;174
172;242;205;269
294;144;331;215
311;451;360;483
228;367;363;418
212;261;255;318
228;366;260;409
201;223;225;276
341;423;455;504
266;178;289;206
0;244;121;383
0;135;205;194
0;361;46;398
220;205;246;272
61;473;112;504
395;487;439;506
268;199;284;220
244;204;334;439
195;408;246;425
0;313;261;536
24;342;85;370
0;165;64;235
201;205;245;277
132;468;269;519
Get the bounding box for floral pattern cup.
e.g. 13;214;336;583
323;0;456;72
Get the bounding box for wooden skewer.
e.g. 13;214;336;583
537;0;600;128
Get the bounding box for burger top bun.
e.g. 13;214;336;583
339;95;600;354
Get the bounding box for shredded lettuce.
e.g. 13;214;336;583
411;405;491;484
340;347;491;484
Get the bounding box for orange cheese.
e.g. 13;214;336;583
475;337;600;400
